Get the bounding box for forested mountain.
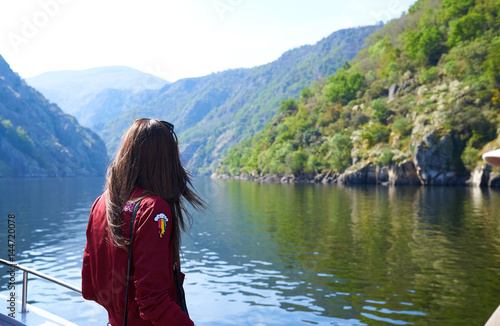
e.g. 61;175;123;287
0;55;108;177
27;66;167;131
216;0;500;186
100;25;380;172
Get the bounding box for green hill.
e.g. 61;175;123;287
216;0;500;186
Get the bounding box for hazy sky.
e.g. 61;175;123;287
0;0;416;81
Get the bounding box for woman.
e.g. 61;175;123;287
82;118;205;325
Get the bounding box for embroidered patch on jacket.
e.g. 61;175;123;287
123;203;134;212
154;213;169;238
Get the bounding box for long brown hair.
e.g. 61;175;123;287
105;118;205;261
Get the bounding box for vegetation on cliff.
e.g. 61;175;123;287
0;55;108;177
216;0;500;180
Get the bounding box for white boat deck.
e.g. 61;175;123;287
0;294;77;326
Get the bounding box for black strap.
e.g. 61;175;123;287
174;262;189;316
123;200;142;326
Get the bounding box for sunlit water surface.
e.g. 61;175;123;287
0;177;499;325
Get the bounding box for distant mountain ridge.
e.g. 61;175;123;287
27;66;168;130
0;55;108;177
28;66;168;91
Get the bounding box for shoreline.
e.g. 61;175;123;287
211;172;339;184
212;161;500;187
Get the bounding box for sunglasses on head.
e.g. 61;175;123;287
160;121;174;132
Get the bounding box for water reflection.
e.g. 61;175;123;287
187;179;500;325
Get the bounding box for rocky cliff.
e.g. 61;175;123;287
0;55;108;177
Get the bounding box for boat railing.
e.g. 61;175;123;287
0;258;81;313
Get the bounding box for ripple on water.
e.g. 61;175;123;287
2;177;499;325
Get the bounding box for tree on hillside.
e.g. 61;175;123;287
323;69;365;104
405;25;446;66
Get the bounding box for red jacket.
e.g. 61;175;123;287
82;188;194;326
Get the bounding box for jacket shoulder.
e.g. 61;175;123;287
135;195;172;224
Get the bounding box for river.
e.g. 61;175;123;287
0;176;499;325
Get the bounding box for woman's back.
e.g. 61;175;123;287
82;119;203;326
